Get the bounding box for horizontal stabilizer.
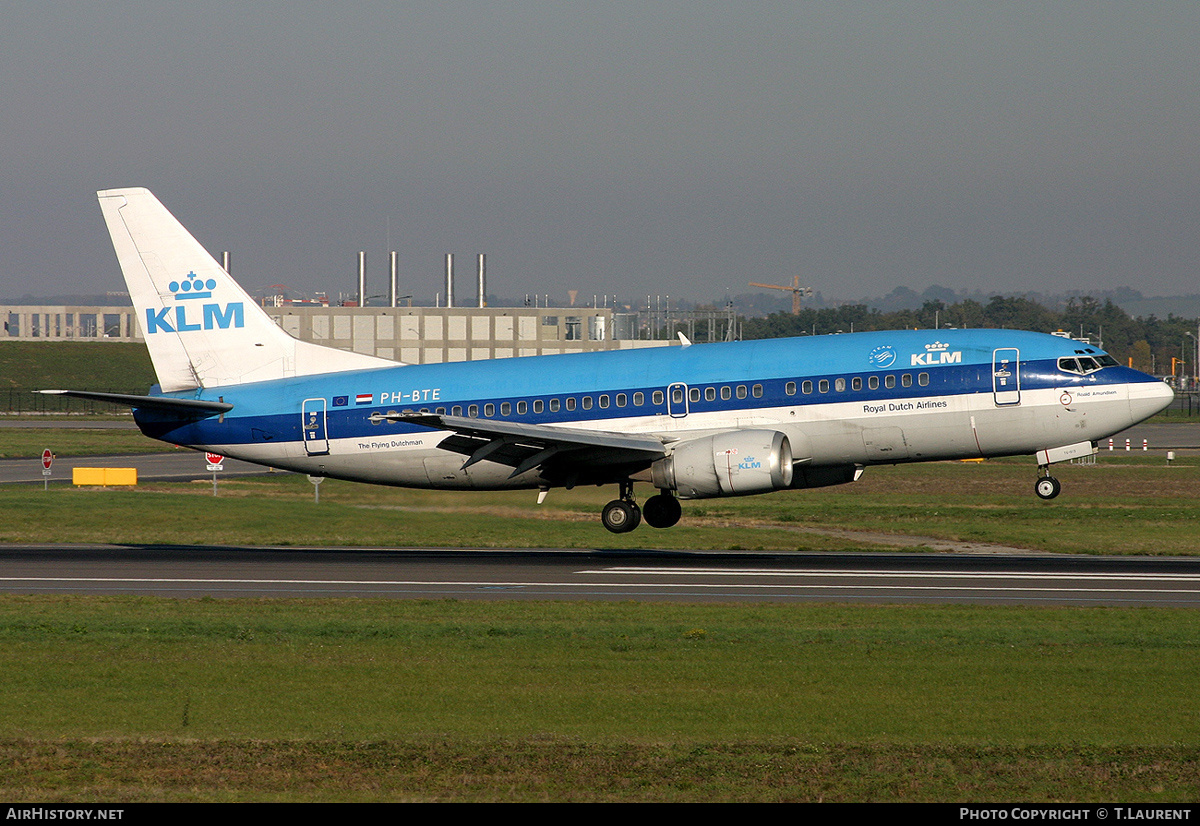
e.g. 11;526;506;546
37;390;233;414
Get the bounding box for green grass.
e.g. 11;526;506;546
0;341;155;414
1;432;1199;799
0;426;173;458
2;455;1197;554
0;596;1196;801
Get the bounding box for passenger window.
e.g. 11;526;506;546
484;403;495;417
918;373;929;387
517;401;527;414
468;404;479;417
819;379;829;393
634;392;645;406
852;377;862;391
752;384;763;398
451;406;462;416
802;380;812;395
869;376;879;390
500;402;511;416
616;393;627;407
885;375;895;389
549;399;560;412
902;374;912;388
721;386;731;400
689;387;700;403
581;396;592;410
566;398;576;411
652;390;664;405
736;385;747;399
785;381;796;396
834;378;846;392
533;399;544;414
705;387;716;401
672;387;684;404
599;395;609;409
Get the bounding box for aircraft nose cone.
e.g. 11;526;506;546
1128;379;1175;424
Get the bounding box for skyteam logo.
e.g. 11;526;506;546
911;341;963;366
144;271;245;334
868;345;897;368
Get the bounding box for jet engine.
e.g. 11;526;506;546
651;430;794;499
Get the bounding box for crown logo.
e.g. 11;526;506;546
169;271;216;300
925;341;950;352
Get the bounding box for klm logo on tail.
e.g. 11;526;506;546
145;271;244;334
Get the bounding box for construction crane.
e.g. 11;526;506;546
748;276;813;314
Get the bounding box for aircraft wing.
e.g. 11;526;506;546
396;413;668;481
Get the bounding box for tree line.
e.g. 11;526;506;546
740;295;1199;377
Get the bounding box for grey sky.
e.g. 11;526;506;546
2;2;1198;307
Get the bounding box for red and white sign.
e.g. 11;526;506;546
41;449;53;470
205;452;223;466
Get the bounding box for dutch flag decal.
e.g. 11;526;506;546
356;393;373;405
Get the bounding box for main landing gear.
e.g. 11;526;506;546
1034;469;1061;500
601;482;682;533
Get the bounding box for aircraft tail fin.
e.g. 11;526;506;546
97;188;396;392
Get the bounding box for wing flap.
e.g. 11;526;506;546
400;413;667;479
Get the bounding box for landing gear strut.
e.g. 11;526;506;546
1034;470;1061;500
601;481;642;534
601;484;683;533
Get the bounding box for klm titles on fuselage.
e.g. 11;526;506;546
144;271;245;335
911;342;962;367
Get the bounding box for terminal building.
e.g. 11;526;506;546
0;254;750;360
1;254;689;361
0;302;672;363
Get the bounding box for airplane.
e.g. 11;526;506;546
43;187;1175;533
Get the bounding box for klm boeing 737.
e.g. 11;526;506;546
45;188;1174;533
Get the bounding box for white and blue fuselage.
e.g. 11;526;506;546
135;328;1170;492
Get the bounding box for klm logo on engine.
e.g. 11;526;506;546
737;456;762;470
911;341;962;366
144;271;244;334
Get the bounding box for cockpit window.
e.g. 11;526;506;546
1059;355;1113;375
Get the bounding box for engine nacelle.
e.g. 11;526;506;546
651;430;794;499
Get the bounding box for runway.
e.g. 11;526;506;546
1;545;1198;606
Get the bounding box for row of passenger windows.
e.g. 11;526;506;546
787;372;930;395
372;372;932;422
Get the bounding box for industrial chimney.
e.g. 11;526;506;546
357;251;366;307
477;254;486;308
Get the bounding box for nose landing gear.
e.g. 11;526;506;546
1034;472;1061;500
